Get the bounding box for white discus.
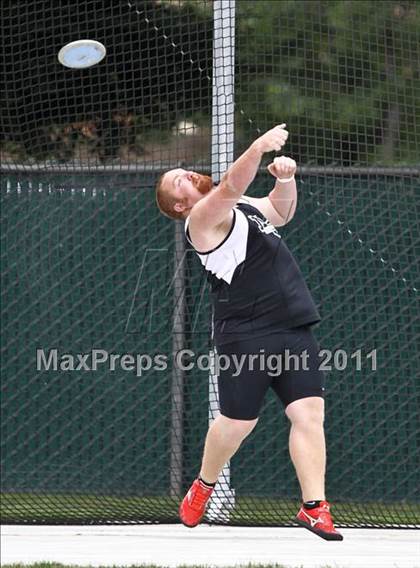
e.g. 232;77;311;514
58;39;106;69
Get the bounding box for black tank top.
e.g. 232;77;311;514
185;199;320;345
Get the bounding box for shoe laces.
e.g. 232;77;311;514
190;483;211;510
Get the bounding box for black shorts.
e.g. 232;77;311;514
216;326;325;420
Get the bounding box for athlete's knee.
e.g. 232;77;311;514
285;396;325;427
214;414;258;445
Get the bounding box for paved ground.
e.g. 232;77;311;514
1;524;419;568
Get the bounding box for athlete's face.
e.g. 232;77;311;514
162;168;214;216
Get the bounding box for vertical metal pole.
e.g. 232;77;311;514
170;221;185;497
207;0;236;522
211;0;236;178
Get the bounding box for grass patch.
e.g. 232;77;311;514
230;497;420;528
1;493;419;528
1;565;339;568
0;493;177;524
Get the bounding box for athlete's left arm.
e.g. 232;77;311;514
242;156;298;227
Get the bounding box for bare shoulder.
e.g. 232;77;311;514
187;208;234;253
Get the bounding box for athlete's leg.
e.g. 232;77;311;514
286;395;342;541
268;327;341;540
199;414;258;483
285;396;326;502
180;414;258;527
180;336;269;527
268;326;326;501
197;336;271;483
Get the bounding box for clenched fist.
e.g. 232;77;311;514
267;156;297;180
253;124;289;154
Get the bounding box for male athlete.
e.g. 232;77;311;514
156;124;343;541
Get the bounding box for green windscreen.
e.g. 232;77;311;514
1;171;418;527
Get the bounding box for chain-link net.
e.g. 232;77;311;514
1;0;419;528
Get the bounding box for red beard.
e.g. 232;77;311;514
193;173;213;195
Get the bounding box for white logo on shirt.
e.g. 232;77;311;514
248;215;281;239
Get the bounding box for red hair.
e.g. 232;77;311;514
155;173;186;220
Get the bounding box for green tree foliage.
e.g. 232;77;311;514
235;0;420;165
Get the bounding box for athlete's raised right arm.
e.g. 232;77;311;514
189;124;289;231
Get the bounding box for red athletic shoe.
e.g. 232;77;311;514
179;479;214;527
296;500;343;541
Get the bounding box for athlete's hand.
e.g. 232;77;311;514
267;156;297;180
253;124;289;154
